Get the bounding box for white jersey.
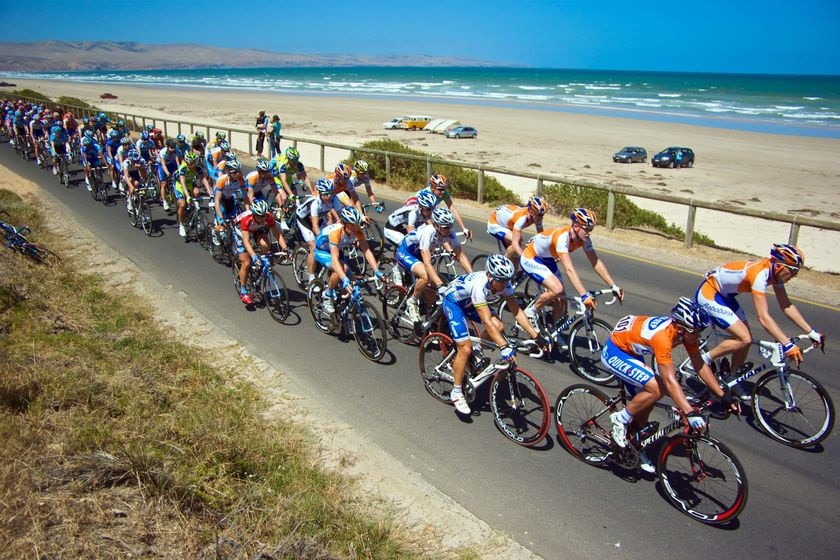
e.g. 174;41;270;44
387;203;426;229
444;271;514;310
402;223;460;255
295;194;342;223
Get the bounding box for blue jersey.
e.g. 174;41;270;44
50;129;69;145
81;143;103;163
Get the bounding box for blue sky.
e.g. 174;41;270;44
2;0;838;74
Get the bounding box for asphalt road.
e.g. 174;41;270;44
3;146;839;559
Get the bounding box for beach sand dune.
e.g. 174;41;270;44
6;78;839;272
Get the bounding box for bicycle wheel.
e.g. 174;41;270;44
470;253;489;272
307;280;336;334
352;300;388;361
658;434;748;525
140;201;153;236
363;220;384;259
291;246;310;288
24;242;61;266
128;198;139;227
496;295;531;346
231;253;243;294
489;366;550;447
195;212;209;247
62;160;71;188
434;252;457;284
264;268;291;323
208;229;226;263
568;318;616;385
381;285;417;343
418;332;457;404
751;369;835;448
554;384;615;466
342;246;367;277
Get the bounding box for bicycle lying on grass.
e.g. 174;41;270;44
0;211;60;266
555;382;748;525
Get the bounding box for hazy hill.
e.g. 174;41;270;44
0;41;503;71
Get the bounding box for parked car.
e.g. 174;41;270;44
652;147;695;168
383;116;409;130
613;146;647;163
444;126;478;139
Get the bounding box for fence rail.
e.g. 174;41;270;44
14;94;839;250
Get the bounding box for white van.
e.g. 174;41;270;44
383;116;410;129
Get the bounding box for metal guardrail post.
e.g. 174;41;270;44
789;222;801;245
426;160;432;178
607;190;616;230
142;116;146;129
536;176;543;197
685;203;697;249
477;168;485;204
163;121;168;138
320;144;325;171
385;154;391;184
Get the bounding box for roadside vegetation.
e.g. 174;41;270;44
350;139;714;246
0;189;470;559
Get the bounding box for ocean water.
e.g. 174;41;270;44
7;67;840;137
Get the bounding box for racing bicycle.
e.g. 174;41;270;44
0;212;60;266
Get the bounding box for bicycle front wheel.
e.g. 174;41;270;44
140;201;153;236
752;369;835;448
554;384;615;466
307;280;336;334
489;366;550;447
363;220;384;259
381;285;417;343
24;242;61;266
658;435;748;525
568;318;615;385
352;300;388;361
418;332;457;404
264;268;291;323
291;246;310;289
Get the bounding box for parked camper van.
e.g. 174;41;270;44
401;115;434;130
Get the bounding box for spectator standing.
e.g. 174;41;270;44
255;110;269;158
269;114;282;158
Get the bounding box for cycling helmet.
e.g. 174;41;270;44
339;206;363;225
140;130;150;140
98;112;107;119
165;138;176;149
176;133;186;142
127;149;141;162
268;158;280;173
145;124;154;132
82;116;89;124
570;208;597;228
215;131;227;140
285;146;299;160
334;162;351;179
486;254;516;281
84;129;94;138
218;140;230;152
251;199;269;217
117;119;125;126
770;243;804;268
195;130;205;139
416;190;438;209
527;196;548;216
184;151;199;164
226;160;242;171
108;129;119;138
224;152;238;163
670;297;711;332
429;174;448;190
431;207;455;227
255;158;270;172
81;136;92;146
50;125;62;134
316;178;335;195
120;137;131;146
353;159;369;173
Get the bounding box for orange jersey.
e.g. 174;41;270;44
522;225;592;260
488;204;537;232
327;173;355;195
703;258;775;297
610;315;698;366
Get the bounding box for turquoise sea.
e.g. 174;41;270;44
6;67;840;138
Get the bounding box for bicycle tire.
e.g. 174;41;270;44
657;434;748;525
363;220;384;259
208;230;226;263
195;212;209;247
751;369;835;448
264;267;291;323
307;280;336;334
62;160;71;188
342;245;367;277
381;284;417;343
352;300;388;361
433;251;457;284
568;318;616;385
140;201;153;236
418;332;457;404
470;253;489;272
554;384;615;466
89;175;100;202
24;242;61;266
496;295;531;346
128;198;140;227
291;246;310;289
489;366;550;447
231;253;243;294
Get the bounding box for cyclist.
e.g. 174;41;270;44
205;131;227;176
122;149;149;211
602;298;739;473
29;112;47;166
174;133;190;163
442;255;542;415
157;138;180;210
190;130;207;157
104;129;123;191
348;160;381;209
487;196;548;266
520;208;623;328
80;116;96;139
273;146;311;203
63;111;79;142
94;112;110;144
150;127;165;149
396;207;472;322
413;174;472;240
114;118;130;138
175;151;214;237
80;136;104;190
212;159;247;245
49;124;69;177
115;136;134;177
695;244;823;399
314;206;382;314
233;199;290;305
384;188;437;246
135;130;157;163
207;139;231;180
245;158;280;206
329;162;364;212
296;178;342;285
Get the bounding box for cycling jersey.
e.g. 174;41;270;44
135;138;156;161
313;222;365;268
442;271;513;342
175;162;207;199
50;128;68;146
349;174;371;192
295;195;342;242
30;119;45;138
487;204;540;241
236;210;276;234
412;186;450;206
81;143;103;165
328;174;356;197
396;223;460;274
386;203;426;230
245;170;275;200
695;258;779;329
123;159;147;181
215;173;246;201
522;225;592;260
157;147;179;181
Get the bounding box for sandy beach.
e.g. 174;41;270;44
4;78;840;273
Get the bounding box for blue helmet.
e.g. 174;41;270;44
416;190;438;209
316;178;335;195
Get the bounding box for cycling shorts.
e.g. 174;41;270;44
695;281;746;329
232;228;268;256
521;254;561;285
487;222;511;242
442;294;481;343
157;160;179;181
600;339;653;397
395;243;421;275
216;197;239;222
32;129;45;139
51;144;67;157
83;154;100;167
296;217;319;243
383;222;407;247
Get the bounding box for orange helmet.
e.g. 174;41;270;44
770;243;804;268
570;208;597;228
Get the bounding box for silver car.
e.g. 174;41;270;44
445;126;478;139
613;146;647;163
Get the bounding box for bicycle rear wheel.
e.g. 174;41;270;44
568;318;616;385
263;268;291;323
434;252;457;284
381;285;418;344
24;242;61;266
418;332;457;404
128;198;140;227
752;369;835;448
363;220;384;259
657;434;748;525
352;300;388;361
490;366;550;447
554;384;615;466
307;280;336;334
291;246;310;288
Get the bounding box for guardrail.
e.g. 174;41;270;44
13;94;839;251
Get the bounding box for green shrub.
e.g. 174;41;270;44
10;89;51;102
57;96;98;111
